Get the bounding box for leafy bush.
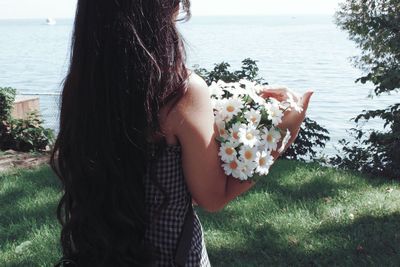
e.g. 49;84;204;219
195;58;266;85
330;104;400;179
194;58;330;161
0;87;17;121
284;117;330;161
8;112;55;152
332;0;400;179
0;87;54;152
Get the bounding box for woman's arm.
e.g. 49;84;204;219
170;73;254;212
170;74;313;212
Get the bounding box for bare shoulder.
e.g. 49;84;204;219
179;72;209;108
168;72;211;131
188;72;208;92
158;72;210;144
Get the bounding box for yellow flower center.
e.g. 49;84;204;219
246;133;254;140
233;132;239;140
229;161;238;170
225;147;235;155
245;151;253;160
251;117;257;123
259;157;266;166
227;105;235;113
267;134;273;143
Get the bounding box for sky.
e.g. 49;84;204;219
0;0;343;19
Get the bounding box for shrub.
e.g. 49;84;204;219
332;0;400;179
0;87;54;152
195;58;266;85
0;87;17;149
7;112;55;152
284;117;330;161
330;104;400;179
0;87;17;121
194;58;330;161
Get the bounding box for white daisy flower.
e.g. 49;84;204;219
269;97;282;107
211;98;223;115
248;90;266;105
209;81;224;99
230;87;248;97
239;160;257;180
217;80;228;88
219;142;238;162
216;120;229;140
223;158;244;179
231;82;242;90
265;101;284;126
211;98;219;111
244;109;261;126
255;150;274;175
261;127;282;151
239;79;257;90
214;110;230;124
239;124;261;148
220;97;244;120
218;81;248;97
229;122;242;145
241;80;265;103
212;97;224;111
239;145;258;162
278;130;292;153
254;84;266;94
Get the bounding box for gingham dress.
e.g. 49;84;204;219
144;142;211;267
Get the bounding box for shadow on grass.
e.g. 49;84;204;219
200;161;400;265
261;174;355;201
0;166;60;244
252;160;358;204
21;166;60;188
0;188;25;209
314;213;400;258
206;213;400;266
0;205;58;245
197;161;359;230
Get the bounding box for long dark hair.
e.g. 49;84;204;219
50;1;191;266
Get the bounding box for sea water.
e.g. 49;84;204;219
0;16;397;155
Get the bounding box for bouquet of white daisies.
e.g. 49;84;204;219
210;79;303;181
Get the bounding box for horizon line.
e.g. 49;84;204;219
0;13;336;20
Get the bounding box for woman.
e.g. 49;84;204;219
51;0;313;266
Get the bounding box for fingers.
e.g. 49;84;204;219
301;90;314;113
260;88;288;101
261;87;303;102
261;88;313;113
260;91;286;101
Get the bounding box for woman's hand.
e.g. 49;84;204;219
259;86;300;103
277;90;314;154
259;86;312;137
260;88;313;158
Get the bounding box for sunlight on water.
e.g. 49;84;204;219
0;16;396;155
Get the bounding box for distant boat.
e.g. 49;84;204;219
46;18;56;25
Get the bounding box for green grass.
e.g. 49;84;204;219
0;166;61;266
1;161;399;266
